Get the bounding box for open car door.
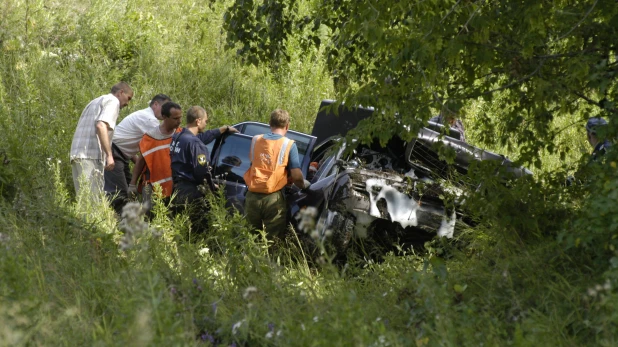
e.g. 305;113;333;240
209;123;318;218
210;133;254;213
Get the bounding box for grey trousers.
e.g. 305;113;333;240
71;158;104;199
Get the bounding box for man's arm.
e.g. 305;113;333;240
290;168;306;188
96;121;115;170
287;142;309;189
219;125;239;134
197;126;239;145
130;155;145;186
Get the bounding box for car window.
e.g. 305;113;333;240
243;123;271;135
206;141;214;161
314;156;335;181
243;123;311;165
213;134;253;184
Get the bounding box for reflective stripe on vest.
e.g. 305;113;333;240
151;176;173;186
249;135;262;165
139;134;174;197
278;138;291;165
142;144;170;157
244;135;294;194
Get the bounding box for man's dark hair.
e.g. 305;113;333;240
161;102;182;118
150;94;171;107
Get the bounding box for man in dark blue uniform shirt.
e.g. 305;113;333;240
170;106;238;205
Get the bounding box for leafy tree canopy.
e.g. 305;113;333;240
224;0;618;166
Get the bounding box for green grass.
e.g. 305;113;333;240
1;0;617;346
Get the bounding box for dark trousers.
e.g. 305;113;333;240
244;190;287;240
104;144;131;214
172;181;209;233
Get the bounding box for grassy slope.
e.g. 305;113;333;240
1;0;616;346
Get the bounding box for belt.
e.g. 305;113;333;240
112;143;129;160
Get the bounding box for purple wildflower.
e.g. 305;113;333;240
200;333;215;344
268;323;275;332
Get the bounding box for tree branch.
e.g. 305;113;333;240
441;0;463;23
573;91;618;114
458;0;486;35
554;0;598;41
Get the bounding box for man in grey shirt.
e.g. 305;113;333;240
70;82;133;199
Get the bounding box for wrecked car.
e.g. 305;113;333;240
207;100;531;257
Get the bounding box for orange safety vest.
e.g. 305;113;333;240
244;135;294;194
139;133;174;197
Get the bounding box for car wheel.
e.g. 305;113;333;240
317;208;355;257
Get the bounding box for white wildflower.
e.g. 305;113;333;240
243;286;258;301
232;320;244;335
198;247;210;255
313;316;319;323
587;288;597;297
119;202;150;251
265;331;274;339
310;230;320;240
296;207;319;234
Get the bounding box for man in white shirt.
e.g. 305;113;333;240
70;82;133;199
104;94;171;213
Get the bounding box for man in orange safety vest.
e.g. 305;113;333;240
243;109;311;240
129;102;182;206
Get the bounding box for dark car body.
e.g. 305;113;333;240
207;101;531;255
207;122;317;215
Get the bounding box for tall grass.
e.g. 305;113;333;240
1;0;617;346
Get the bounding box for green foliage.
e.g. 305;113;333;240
1;0;618;345
224;0;617;165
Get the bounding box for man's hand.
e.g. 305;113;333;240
105;156;115;171
127;184;138;199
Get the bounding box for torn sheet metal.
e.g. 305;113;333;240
366;178;419;228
